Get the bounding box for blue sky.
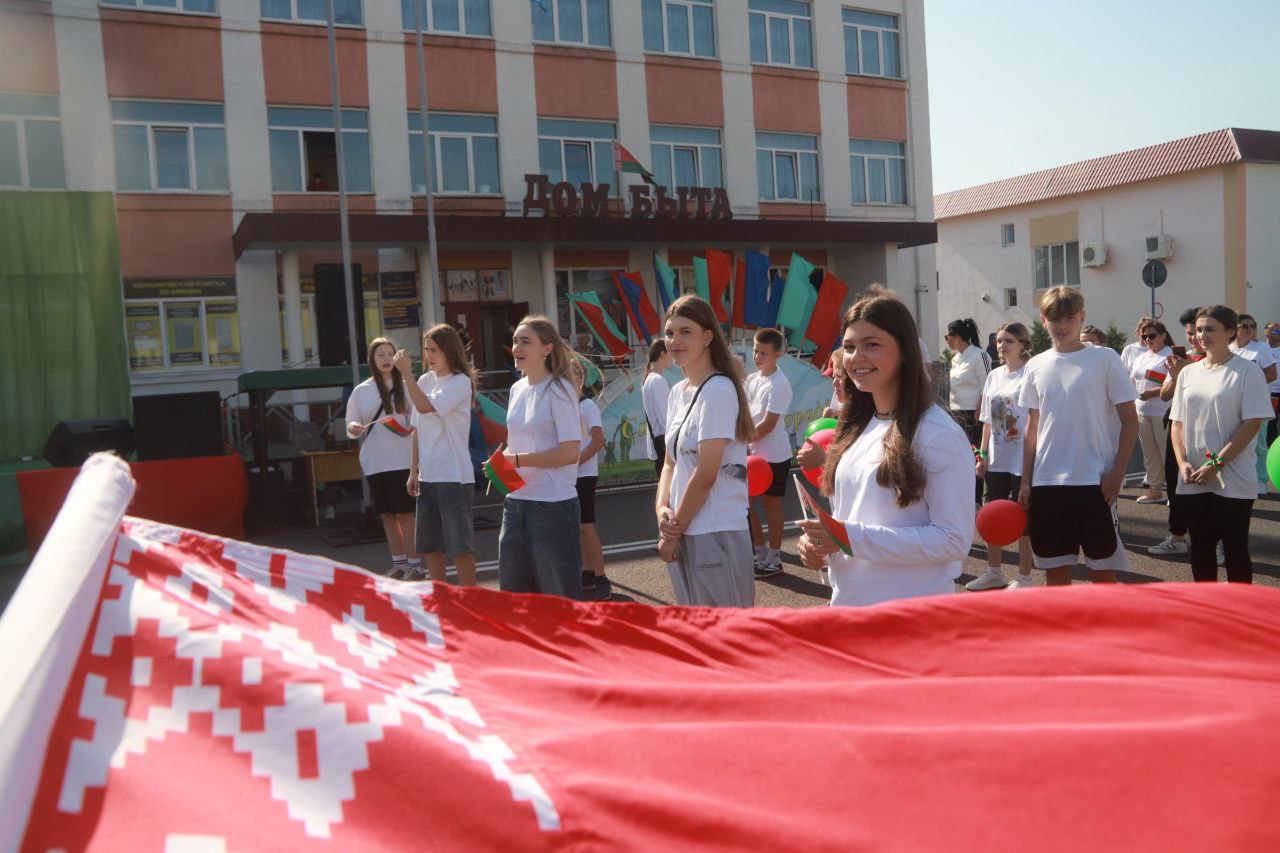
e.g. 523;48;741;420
925;0;1280;192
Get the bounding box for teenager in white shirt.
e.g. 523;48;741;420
399;324;477;585
967;322;1035;591
1129;319;1174;504
797;288;974;606
656;295;755;607
946;318;989;505
1017;286;1138;587
572;360;610;601
1267;322;1280;447
1227;313;1277;493
497;316;584;599
745;327;793;578
1119;317;1153;372
1171;305;1273;583
345;337;418;579
642;340;673;475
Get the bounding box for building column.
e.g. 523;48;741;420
281;250;305;367
539;247;556;318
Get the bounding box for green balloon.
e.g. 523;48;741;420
1267;438;1280;490
805;417;838;438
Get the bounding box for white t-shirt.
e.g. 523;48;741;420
666;375;748;536
948;345;987;410
1271;347;1280;393
1120;341;1144;372
827;406;974;607
1019;345;1137;486
978;365;1027;476
918;338;932;364
745;368;794;463
642;371;670;460
505;375;582;502
1129;347;1173;418
1170;356;1274;499
410;371;474;484
578;397;603;478
345;378;413;476
1229;340;1276;376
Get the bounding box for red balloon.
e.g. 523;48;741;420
809;428;835;451
977;499;1027;547
746;454;773;497
803;465;823;488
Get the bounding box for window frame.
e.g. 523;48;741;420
400;0;491;37
111;101;228;194
749;0;814;69
849;138;906;205
842;7;900;78
267;107;372;194
531;0;612;48
1003;287;1018;309
756;132;820;202
260;0;362;27
0;112;65;190
408;113;501;196
650;125;722;194
537;119;618;192
1001;223;1015;246
100;0;219;14
643;0;717;59
125;295;241;373
1033;240;1081;290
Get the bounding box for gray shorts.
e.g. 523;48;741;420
670;529;754;608
415;482;475;556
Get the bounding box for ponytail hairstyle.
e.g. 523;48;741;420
665;295;754;443
997;321;1033;364
823;287;934;507
366;337;408;415
423;323;478;403
946;318;981;348
644;339;668;377
516;313;579;393
1195;305;1238;343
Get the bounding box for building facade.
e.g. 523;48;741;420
933;129;1280;350
2;0;938;401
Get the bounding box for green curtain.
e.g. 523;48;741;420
0;192;130;461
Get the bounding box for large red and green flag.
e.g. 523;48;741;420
483;446;525;495
612;141;656;185
611;271;661;345
705;249;732;323
569;290;631;360
6;455;1280;850
775;252;816;330
797;484;853;556
803;272;850;367
652;256;678;314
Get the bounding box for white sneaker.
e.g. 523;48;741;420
1006;575;1034;589
1216;544;1225;566
1147;536;1188;556
965;569;1007;591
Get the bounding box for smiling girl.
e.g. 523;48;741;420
798;288;974;606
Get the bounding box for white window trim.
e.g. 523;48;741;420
751;6;813;69
112;114;227;194
401;0;492;37
0;114;62;190
759;143;820;202
1001;223;1015;246
647;0;717;59
409;123;501;196
539;133;615;192
652;138;721;192
534;0;610;48
1033;241;1081;290
261;0;363;28
267;119;372;195
125;296;240;373
849;146;907;206
99;0;220;17
843;14;900;78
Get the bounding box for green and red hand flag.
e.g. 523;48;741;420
483;447;525;496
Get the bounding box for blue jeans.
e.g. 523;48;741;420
498;496;583;599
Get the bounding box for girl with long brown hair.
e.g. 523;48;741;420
797;288;974;606
345;337;418;578
655;295;755;607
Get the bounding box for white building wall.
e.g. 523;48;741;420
1245;163;1280;324
493;9;539;215
366;0;413;212
717;0;758;217
221;0;272;220
52;1;113;192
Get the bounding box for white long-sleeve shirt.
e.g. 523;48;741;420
827;406;975;606
642;371;670;460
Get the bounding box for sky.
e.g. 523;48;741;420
924;0;1280;193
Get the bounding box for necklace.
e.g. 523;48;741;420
875;409;896;419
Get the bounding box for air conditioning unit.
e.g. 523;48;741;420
1080;241;1108;268
1145;235;1173;260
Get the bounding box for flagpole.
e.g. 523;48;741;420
411;0;442;327
325;1;360;390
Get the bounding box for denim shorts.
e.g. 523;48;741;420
498;496;583;600
415;482;475;556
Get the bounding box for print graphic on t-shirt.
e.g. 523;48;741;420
990;395;1021;443
721;463;746;482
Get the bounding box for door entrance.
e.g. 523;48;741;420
314;263;365;367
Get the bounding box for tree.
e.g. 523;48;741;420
1103;321;1128;355
1030;322;1052;355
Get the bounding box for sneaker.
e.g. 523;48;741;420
965;569;1007;591
754;554;784;579
590;575;613;601
1135;494;1167;505
388;563;408;580
1216;544;1225;566
580;570;598;594
1147;536;1188;556
1006;574;1034;589
402;564;428;582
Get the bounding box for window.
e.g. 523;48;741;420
260;0;361;25
849;138;905;204
749;0;813;69
532;0;610;47
643;0;715;58
756;132;819;202
650;125;722;193
1001;223;1015;246
408;113;499;195
1033;241;1081;289
123;278;240;372
0;93;65;189
112;101;228;192
400;0;490;36
1004;287;1018;309
555;269;631;344
268;106;371;192
842;8;899;77
537;118;617;189
102;0;217;11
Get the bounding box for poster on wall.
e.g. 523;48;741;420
205;300;241;367
165;303;203;367
443;270;478;303
479;269;510;302
126;304;163;371
380;271;421;331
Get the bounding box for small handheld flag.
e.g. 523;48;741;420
1145;369;1168;384
381;416;413;437
797;484;853;557
483;447;525;496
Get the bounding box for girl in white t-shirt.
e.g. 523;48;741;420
946;318;989;505
572;359;610;601
656;295;756;607
967;322;1034;591
798;289;974;606
345;338;418;579
1129;319;1174;504
496;316;584;599
642;340;673;475
399;324;478;585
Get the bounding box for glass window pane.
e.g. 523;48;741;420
537;117;614;139
692;4;715;56
593;140;614;187
144;0;178;9
269;129;302;191
24;120;64;188
342;131;371;192
643;0;663;49
297;0;325;21
651;143;673;193
1066;241;1081;284
532;0;554;40
756;149;773;199
768;16;790;64
426;133;438;191
261;0;290;19
1034;247;1049;289
193;126;227;191
439;136;469;191
586;0;610;46
0;121;19;186
844;25;859;74
335;0;362;24
800;153;818;200
843;9;896;29
667;2;690;53
701;147;721;188
888;159;906;203
850;155;866;203
558;0;583;43
564;142;591;185
432;0;459;31
538;138;562;182
463;0;490;34
674;146;697;187
749;13;767;63
792;19;812;68
867;157;886;202
1051;243;1065;284
860;29;880;76
115;125;152;190
152;128;189;189
184;0;216;11
883;31;900;77
409;133;428;193
472;136;499;193
775;153;797;199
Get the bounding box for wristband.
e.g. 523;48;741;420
1203;450;1224;470
972;445;988;461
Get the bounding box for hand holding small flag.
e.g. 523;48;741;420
484;444;526;496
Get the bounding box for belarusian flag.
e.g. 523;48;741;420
612;141;655;185
483;446;525;495
798;485;853;556
381;415;413;437
569;291;632;360
1145;369;1167;384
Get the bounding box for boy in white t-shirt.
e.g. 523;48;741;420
1227;314;1276;492
745;328;793;577
1018;286;1139;586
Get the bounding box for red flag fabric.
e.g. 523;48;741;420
803;271;849;367
568;291;631;361
1145;368;1168;384
8;457;1280;851
731;259;747;329
483;446;525;495
705;249;732;323
611;271;661;345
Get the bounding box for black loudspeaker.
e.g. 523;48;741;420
43;419;136;468
133;391;224;461
315;263;366;367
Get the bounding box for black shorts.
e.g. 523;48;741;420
366;469;414;515
984;471;1022;503
1028;485;1117;561
576;475;598;524
652;434;666;475
758;460;790;498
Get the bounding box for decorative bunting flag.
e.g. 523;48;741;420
1145;369;1168;384
381;416;413;437
483;446;525;495
775;253;816;330
574;351;602;388
692;257;709;302
732;259;747;329
652;256;678;314
766;271;786;328
612;140;656;185
803;272;850;367
743;251;773;328
705;249;732;324
797;484;853;556
477;393;508;426
612;271;662;345
787;271;819;354
569;291;631;360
